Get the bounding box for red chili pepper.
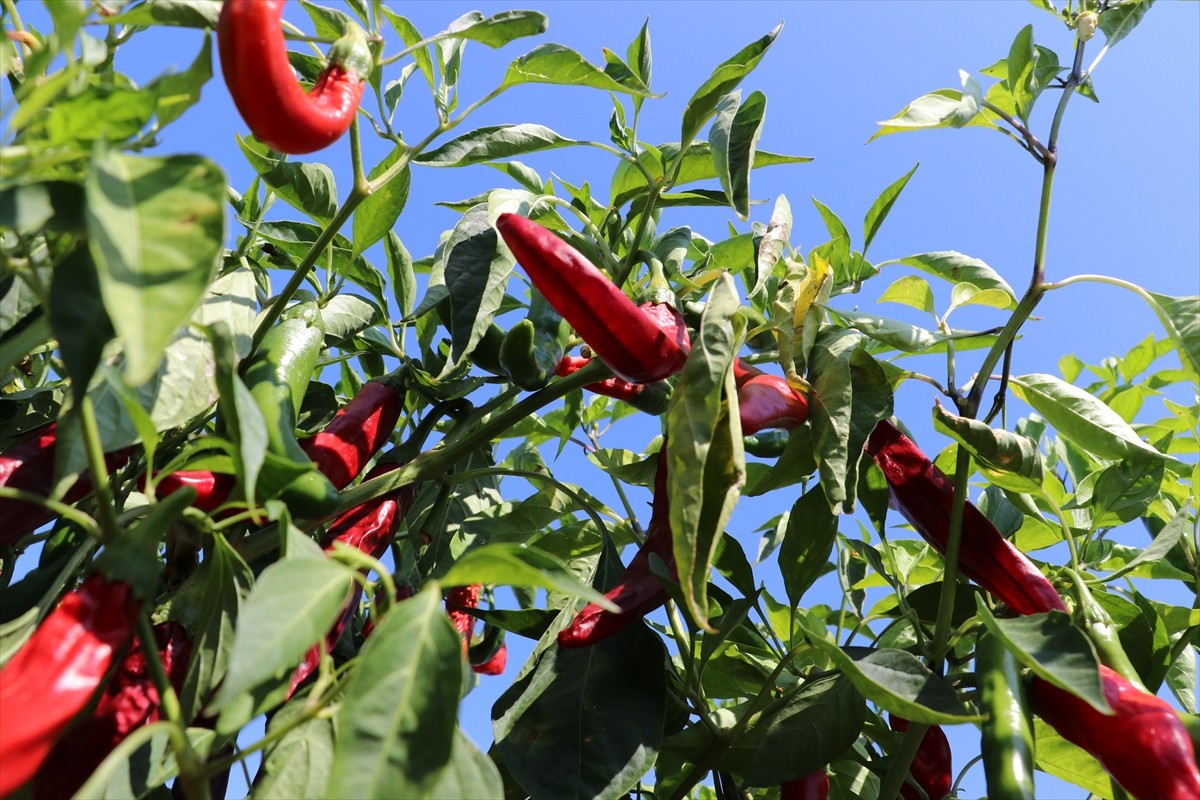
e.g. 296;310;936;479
555;355;672;415
217;0;372;155
446;583;482;658
471;642;508;676
32;622;192;799
864;420;1066;616
289;462;416;696
889;715;953;800
496;214;690;384
0;422;130;546
0;575;141;797
780;770;830;800
145;469;236;512
732;360;809;435
557;446;674;648
300;375;405;490
1032;665;1200;800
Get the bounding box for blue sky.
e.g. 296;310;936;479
11;1;1199;797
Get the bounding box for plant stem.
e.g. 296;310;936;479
77;395;122;543
929;446;973;665
877;718;930;800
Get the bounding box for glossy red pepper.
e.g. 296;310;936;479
32;622;192;799
558;446;674;648
732;360;809;435
300;374;405;490
889;715;952;800
446;583;482;658
0;422;130;545
146;469;236;512
471;642;508;676
864;420;1066;616
555;355;672;415
217;0;372;155
289;462;416;696
496;214;690;384
780;770;830;800
1032;665;1200;800
0;575;141;797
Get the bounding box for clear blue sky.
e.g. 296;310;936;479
13;1;1199;797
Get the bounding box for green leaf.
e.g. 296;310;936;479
710;90;767;220
237;136;337;224
1007;25;1037;122
105;0;222;28
416;124;579;168
679;24;781;156
253;698;335;799
1011;373;1171;463
667;274;745;630
752;195;791;298
1145;291;1199;383
439;543;616;611
869;71;988;141
1070;458;1164;530
493;623;667;800
439;9;547;48
883;251;1017;305
878;276;935;316
72;722;216;799
932;401;1044;492
425;729;504;800
148;33;212;127
49;246;114;399
779;485;837;607
502;43;659;96
353;147;410;257
975;600;1110;713
826;308;943;353
863;164;918;256
1098;503;1190;582
1032;719;1113;798
1098;0;1154;51
86;148;225;386
210;558;355;711
326;587;462;799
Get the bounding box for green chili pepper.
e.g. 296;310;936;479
500;287;568;391
1066;569;1147;692
977;632;1036;800
743;429;789;458
242;302;340;516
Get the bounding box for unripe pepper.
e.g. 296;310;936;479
864;420;1066;616
555;355;673;415
0;575;141;797
889;714;952;800
976;632;1036;800
32;622;192;799
496;213;689;384
732;360;809;435
500;287;568;391
558;446;674;648
1032;665;1200;800
780;770;830;800
1065;568;1147;692
217;0;372;154
743;429;790;458
299;369;406;489
0;422;130;545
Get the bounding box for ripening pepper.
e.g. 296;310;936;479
299;370;406;490
558;446;674;648
864;420;1066;616
32;622;192;799
733;360;809;435
496;213;690;384
889;715;952;800
0;422;130;546
976;632;1036;800
0;575;141;797
289;461;416;695
780;770;830;800
1032;665;1200;800
555;355;673;415
217;0;372;154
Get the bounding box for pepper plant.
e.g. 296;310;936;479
0;1;1197;799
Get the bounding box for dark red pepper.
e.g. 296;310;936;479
0;575;141;797
217;0;372;154
780;770;830;800
0;422;130;545
1032;665;1200;800
889;715;952;800
557;446;674;648
446;583;482;658
555;355;672;415
496;213;690;384
299;373;405;490
32;622;192;799
471;642;508;676
732;360;809;435
289;462;416;696
864;420;1066;616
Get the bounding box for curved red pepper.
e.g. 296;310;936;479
32;622;192;799
146;469;236;512
471;642;508;676
780;770;830;800
889;715;952;800
0;575;140;797
0;422;130;545
558;447;674;648
496;214;690;384
555;355;672;415
733;360;809;435
217;0;371;154
300;376;405;490
289;462;416;696
864;420;1066;616
1033;666;1200;800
